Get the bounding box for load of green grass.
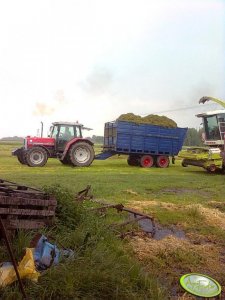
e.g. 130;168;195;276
0;185;165;300
117;113;177;128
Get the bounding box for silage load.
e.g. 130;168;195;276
117;113;177;128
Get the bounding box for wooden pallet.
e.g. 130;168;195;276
0;179;57;232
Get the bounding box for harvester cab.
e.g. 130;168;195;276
197;96;225;147
179;96;225;173
12;121;95;168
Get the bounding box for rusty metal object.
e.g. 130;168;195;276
75;185;93;201
90;198;155;236
76;186;155;236
0;216;28;299
0;179;57;233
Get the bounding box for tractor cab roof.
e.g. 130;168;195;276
196;109;225;118
52;121;93;130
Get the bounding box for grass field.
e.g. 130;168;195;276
0;141;224;299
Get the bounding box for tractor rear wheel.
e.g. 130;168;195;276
26;147;48;167
17;150;27;165
156;155;170;168
69;142;94;167
140;155;154;168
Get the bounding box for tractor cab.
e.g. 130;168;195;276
196;110;225;147
49;122;83;152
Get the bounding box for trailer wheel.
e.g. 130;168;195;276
156;156;170;168
140;155;154;168
17;151;27;165
26;147;48;167
127;155;139;166
69;142;95;167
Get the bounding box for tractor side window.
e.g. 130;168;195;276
59;126;73;141
76;126;82;138
51;126;58;138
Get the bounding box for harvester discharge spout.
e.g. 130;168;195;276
199;96;225;109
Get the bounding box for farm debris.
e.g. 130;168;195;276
75;185;93;201
90;199;156;237
0;179;57;235
0;215;28;298
117;113;177;128
30;234;74;271
0;248;40;288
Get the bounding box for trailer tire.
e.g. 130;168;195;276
69;142;94;167
140;155;154;168
156;156;170;168
26;147;48;167
127;155;139;166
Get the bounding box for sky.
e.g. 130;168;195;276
0;0;224;138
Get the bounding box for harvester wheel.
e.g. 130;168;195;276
127;155;139;166
140;155;154;168
17;151;27;165
26;147;48;167
206;164;216;173
69;142;94;167
156;155;170;168
181;160;188;167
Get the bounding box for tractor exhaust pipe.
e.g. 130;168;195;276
41;122;43;137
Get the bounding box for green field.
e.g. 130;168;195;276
0;142;224;299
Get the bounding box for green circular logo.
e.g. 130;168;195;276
180;273;221;298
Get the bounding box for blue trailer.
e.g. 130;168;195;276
95;120;187;168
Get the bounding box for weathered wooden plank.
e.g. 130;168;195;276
7;219;47;229
0;208;55;216
0;196;57;206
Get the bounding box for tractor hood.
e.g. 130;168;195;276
26;136;55;147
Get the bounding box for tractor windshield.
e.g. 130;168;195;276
203;113;225;141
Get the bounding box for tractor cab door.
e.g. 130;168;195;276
55;125;75;152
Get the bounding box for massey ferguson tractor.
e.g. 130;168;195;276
179;96;225;173
12;122;95;167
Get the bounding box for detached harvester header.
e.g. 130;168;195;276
179;96;225;173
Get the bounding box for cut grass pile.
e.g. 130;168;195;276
117;113;177;128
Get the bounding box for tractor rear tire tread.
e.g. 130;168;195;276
69;142;95;167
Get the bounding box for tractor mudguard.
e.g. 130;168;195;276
11;147;25;156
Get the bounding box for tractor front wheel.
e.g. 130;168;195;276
17;150;27;165
69;142;95;167
26;147;48;167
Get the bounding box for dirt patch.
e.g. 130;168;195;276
160;188;213;198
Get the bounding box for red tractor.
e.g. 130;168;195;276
12;122;95;167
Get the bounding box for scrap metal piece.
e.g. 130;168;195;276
0;216;28;299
